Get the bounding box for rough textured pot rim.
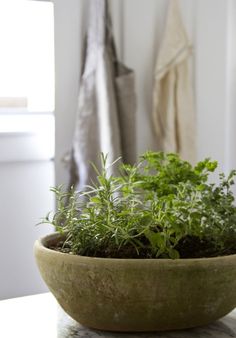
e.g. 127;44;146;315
35;232;236;265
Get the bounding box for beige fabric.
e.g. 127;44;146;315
152;0;196;164
69;0;136;191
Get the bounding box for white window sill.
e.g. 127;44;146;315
0;113;55;162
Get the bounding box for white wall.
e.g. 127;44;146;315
0;161;54;300
0;113;55;301
227;0;236;173
195;0;229;171
54;0;85;187
54;0;236;186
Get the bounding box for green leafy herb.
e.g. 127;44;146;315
40;152;236;259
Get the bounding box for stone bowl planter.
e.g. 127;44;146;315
34;232;236;332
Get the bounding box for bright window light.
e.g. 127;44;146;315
0;1;55;113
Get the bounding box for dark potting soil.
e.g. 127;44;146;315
49;235;236;259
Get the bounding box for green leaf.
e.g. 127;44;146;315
90;197;101;204
168;248;180;259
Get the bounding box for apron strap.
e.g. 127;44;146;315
87;0;117;59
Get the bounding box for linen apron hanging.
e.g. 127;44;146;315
69;0;136;191
152;0;196;164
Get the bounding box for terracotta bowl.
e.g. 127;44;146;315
34;232;236;332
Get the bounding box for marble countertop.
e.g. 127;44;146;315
0;293;236;338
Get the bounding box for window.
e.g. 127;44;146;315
0;0;55;162
0;0;54;113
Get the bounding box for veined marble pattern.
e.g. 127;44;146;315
57;307;236;338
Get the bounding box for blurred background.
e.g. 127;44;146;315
0;0;236;300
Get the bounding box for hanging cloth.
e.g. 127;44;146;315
69;0;136;191
152;0;196;164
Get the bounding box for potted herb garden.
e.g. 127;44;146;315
34;152;236;332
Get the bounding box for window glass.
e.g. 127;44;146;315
0;1;54;113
